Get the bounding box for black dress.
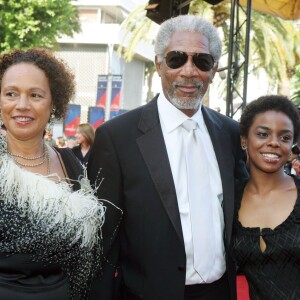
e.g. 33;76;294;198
0;147;104;300
71;145;91;166
231;176;300;300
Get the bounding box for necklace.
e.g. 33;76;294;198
11;146;50;175
11;149;48;168
8;144;46;160
7;143;50;173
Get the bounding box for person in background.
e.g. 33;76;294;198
66;137;77;149
44;128;56;147
72;123;95;166
88;14;248;300
291;154;300;176
0;48;107;299
231;95;300;299
56;136;67;148
284;143;300;176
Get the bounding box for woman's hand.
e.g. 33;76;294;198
292;158;300;177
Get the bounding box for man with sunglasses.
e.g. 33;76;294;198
88;14;248;300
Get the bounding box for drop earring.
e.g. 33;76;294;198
47;108;56;129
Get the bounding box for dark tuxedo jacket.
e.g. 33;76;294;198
87;96;248;300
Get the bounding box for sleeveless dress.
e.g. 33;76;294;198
0;142;106;300
231;175;300;300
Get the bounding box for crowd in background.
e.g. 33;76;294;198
44;123;95;166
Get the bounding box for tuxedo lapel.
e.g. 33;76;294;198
202;106;235;248
136;99;184;243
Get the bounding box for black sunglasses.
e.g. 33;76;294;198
164;51;215;72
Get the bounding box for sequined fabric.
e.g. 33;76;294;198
231;176;300;300
0;134;107;299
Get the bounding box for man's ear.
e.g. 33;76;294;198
209;62;219;82
155;55;162;77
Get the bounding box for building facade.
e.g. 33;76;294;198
56;0;153;128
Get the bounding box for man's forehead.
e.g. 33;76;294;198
166;31;210;53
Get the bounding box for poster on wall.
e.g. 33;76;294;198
64;104;81;136
88;107;105;130
96;75;108;108
95;74;123;112
110;75;122;111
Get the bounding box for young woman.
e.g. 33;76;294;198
72;123;95;166
231;95;300;299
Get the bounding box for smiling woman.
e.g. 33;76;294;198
231;95;300;299
0;49;111;300
1;62;53;143
72;123;95;167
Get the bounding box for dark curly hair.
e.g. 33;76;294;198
240;95;300;143
0;48;75;120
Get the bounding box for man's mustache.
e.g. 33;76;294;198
173;79;204;89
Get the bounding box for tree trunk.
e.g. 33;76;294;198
278;77;291;97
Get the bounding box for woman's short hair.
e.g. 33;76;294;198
77;123;95;146
154;15;222;63
0;48;75;120
240;95;300;143
56;136;66;148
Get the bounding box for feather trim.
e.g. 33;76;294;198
0;153;106;249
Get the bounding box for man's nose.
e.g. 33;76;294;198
180;56;198;77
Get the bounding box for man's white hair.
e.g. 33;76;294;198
154;15;222;63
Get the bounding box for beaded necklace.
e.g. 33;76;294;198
7;143;50;174
8;149;46;160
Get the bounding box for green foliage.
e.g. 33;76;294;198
0;0;80;53
117;3;158;62
250;12;298;83
119;0;300;99
291;66;300;105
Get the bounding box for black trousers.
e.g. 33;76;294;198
184;273;231;300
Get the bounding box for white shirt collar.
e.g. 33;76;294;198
157;93;204;133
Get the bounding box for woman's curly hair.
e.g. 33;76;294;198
0;48;75;120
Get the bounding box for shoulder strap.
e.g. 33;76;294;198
53;147;83;191
292;175;300;223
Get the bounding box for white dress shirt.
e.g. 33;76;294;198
157;93;226;285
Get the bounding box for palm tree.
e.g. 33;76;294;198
118;0;300;102
207;2;300;96
291;66;300;105
249;12;300;96
117;4;159;102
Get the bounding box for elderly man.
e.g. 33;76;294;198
88;15;248;300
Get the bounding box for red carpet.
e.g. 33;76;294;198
237;275;249;300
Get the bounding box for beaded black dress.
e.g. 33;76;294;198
0;141;107;300
231;176;300;300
